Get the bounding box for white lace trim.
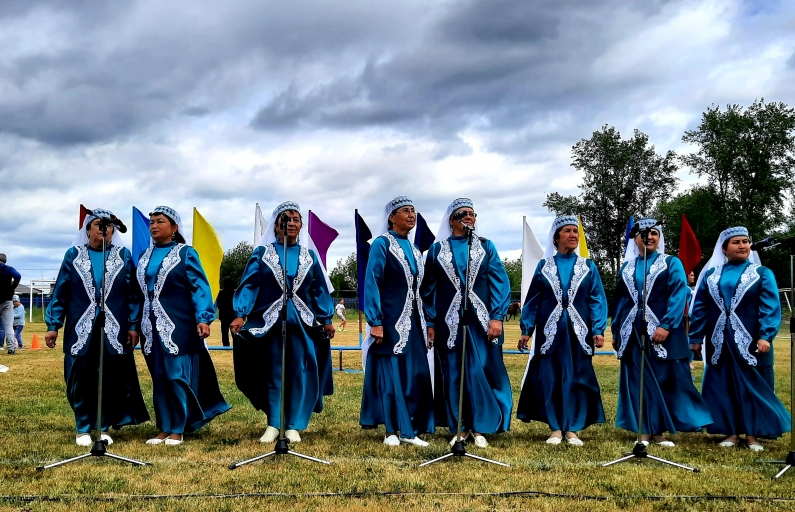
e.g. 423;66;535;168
438;240;462;349
252;244;316;335
137;244;183;355
538;255;592;355
617;254;668;358
72;246;97;355
385;234;426;354
707;264;760;365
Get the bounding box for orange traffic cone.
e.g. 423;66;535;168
31;333;42;350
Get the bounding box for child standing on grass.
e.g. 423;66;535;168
336;299;347;332
12;295;24;349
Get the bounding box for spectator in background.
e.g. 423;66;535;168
335;298;347;332
0;253;22;355
215;278;236;347
12;295;25;349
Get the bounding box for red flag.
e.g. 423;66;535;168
79;204;87;229
678;214;702;275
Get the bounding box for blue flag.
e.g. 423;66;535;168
414;212;436;253
132;207;151;263
355;210;372;312
624;216;635;245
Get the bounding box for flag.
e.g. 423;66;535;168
79;204;87;229
192;208;224;300
678;214;702;275
254;203;267;245
624;216;635;245
307;210;339;269
577;215;590;258
520;217;544;305
355;210;372;311
132;207;151;262
414;212;436;253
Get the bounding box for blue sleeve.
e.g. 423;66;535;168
758;267;781;343
185;247;216;325
121;248;142;331
520;260;545;337
233;247;263;318
420;243;440;328
309;251;334;325
687;269;713;344
588;261;608;336
364;237;388;327
659;256;687;331
486;240;511;321
46;248;76;331
610;263;628;339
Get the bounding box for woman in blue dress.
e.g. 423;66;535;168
230;201;335;444
45;208;149;446
612;218;712;446
689;226;789;451
517;215;607;446
137;206;230;446
361;196;435;447
421;198;511;448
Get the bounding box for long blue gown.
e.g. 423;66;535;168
517;252;607;432
360;231;435;438
47;244;149;434
689;260;790;437
613;251;712;435
421;235;512;434
138;242;230;434
232;241;334;430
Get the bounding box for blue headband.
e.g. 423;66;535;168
273;201;301;218
552;215;578;231
720;226;749;244
150;206;182;227
386;196;413;212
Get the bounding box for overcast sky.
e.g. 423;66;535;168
1;0;794;281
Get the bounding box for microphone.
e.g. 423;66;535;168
84;209;127;233
279;212;291;230
751;237;775;251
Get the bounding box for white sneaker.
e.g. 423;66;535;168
545;436;562;445
400;436;429;447
472;435;489;448
384;435;400;446
100;433;114;446
76;434;92;447
565;436;583;447
260;426;279;443
285;430;301;443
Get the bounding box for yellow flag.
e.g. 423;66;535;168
192;208;224;300
577;216;590;258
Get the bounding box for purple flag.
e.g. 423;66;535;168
307;210;338;268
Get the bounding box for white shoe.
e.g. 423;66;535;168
100;433;114;446
545;436;562;445
384;435;400;447
472;435;489;448
565;436;583;447
748;443;764;452
164;435;183;446
260;426;279;444
285;430;301;443
450;434;468;446
76;434;92;447
640;441;650;447
719;439;738;448
653;440;675;447
400;436;429;447
146;437;164;445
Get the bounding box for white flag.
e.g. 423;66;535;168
520;216;544;387
254;203;268;245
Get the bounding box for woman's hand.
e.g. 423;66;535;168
324;324;336;339
757;339;771;353
45;330;58;349
518;335;530;351
197;323;210;339
690;343;702;358
230;317;244;335
651;327;669;344
593;335;605;348
427;327;435;349
487;320;503;342
370;326;384;344
127;330;139;347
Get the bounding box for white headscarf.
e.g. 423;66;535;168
71;208;127;248
689;226;760;315
435;198;478;240
623;218;666;263
257;201;334;293
543;215;580;259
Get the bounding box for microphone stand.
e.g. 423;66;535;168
38;219;149;471
758;240;795;479
420;221;509;467
602;228;698;472
230;219;330;468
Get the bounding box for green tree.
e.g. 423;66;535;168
330;252;357;293
502;257;522;293
654;185;724;257
219;241;254;289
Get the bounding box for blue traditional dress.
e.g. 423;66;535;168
137;241;230;434
517;251;608;432
422;235;512;434
47;243;150;434
613;249;712;435
360;230;435;437
689;258;789;437
233;241;334;430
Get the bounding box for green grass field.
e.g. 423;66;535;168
1;317;794;511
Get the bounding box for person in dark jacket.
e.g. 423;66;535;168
0;253;22;354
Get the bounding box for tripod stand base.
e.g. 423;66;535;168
36;439;150;471
601;442;699;472
228;437;331;469
758;450;795;479
419;440;509;467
